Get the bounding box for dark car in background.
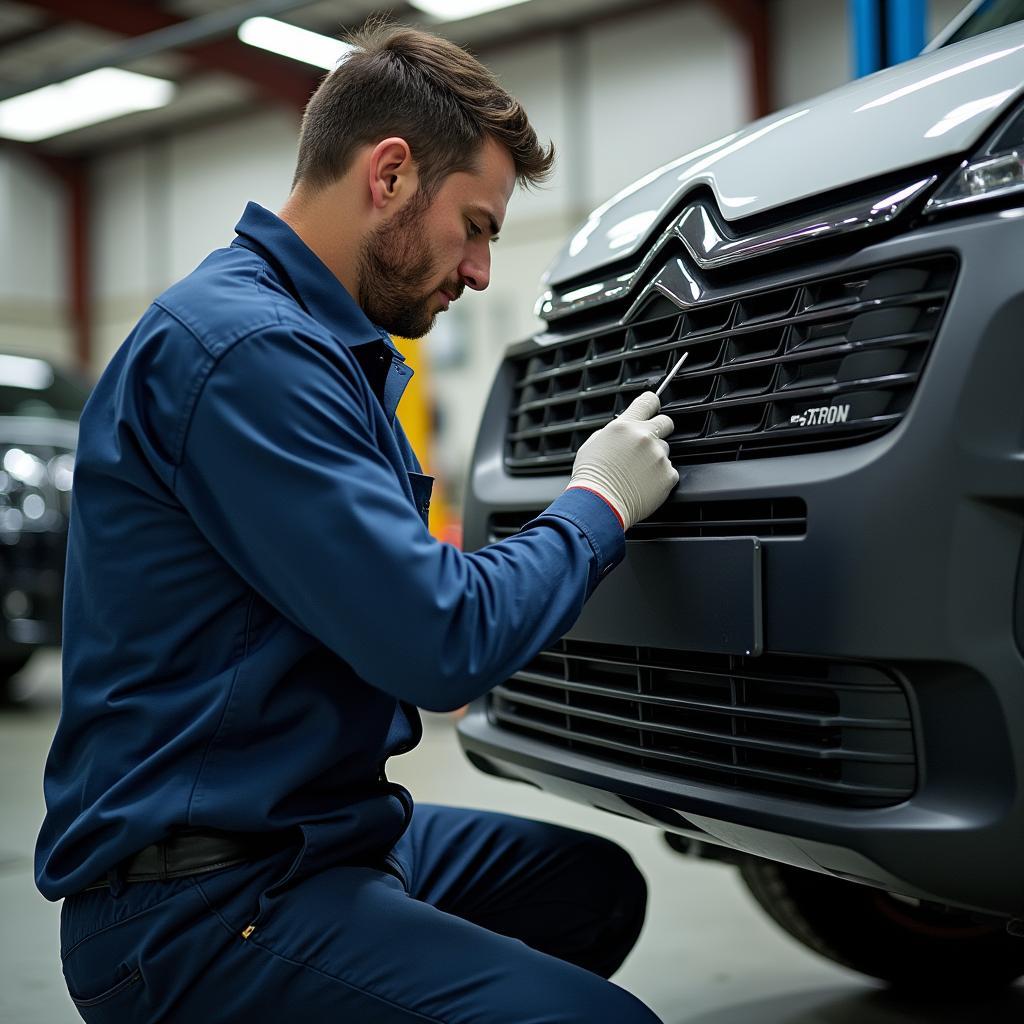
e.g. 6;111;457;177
0;353;86;699
459;7;1024;994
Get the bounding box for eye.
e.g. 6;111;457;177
466;218;482;239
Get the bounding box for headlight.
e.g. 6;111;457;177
925;101;1024;212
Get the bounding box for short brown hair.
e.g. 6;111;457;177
293;20;554;195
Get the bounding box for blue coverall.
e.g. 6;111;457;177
36;203;661;1023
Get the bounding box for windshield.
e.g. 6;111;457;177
0;354;89;421
943;0;1024;45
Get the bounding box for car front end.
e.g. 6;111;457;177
458;22;1024;920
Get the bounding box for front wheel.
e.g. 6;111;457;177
739;857;1024;992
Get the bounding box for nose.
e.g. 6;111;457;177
458;248;491;292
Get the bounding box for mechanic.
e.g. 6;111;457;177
36;22;677;1024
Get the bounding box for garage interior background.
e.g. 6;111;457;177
0;0;964;526
9;2;1024;1022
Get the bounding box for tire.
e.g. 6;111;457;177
0;652;32;703
738;857;1024;992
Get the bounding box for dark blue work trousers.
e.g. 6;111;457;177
59;806;663;1023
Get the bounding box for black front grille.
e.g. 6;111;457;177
490;497;807;541
489;640;916;808
506;256;957;473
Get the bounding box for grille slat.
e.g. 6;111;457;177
493;687;913;763
504;673;912;729
490;710;912;802
506;414;905;470
506;257;955;472
510;332;933;417
515;294;944;390
488;640;916;807
508;371;919;442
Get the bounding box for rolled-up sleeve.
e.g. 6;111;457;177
174;326;624;712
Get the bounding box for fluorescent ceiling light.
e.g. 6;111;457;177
408;0;534;20
0;68;175;143
238;17;354;69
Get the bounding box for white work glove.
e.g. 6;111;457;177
567;391;678;531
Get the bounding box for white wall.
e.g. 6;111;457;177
92;147;155;367
584;3;748;202
0;151;69;362
166;108;299;281
771;0;851;109
91;108;300;367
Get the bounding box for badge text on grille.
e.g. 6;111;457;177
790;404;850;427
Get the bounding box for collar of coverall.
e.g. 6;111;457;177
230;201;406;362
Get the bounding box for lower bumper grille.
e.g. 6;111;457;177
490;497;807;541
489;640;916;808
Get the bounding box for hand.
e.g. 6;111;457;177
566;391;679;531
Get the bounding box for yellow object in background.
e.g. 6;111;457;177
392;338;460;547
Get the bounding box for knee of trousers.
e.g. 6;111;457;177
547;974;663;1024
572;836;649;979
588;836;648;930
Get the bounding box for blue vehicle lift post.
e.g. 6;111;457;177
851;0;928;77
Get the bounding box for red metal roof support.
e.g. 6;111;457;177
66;160;91;370
710;0;773;119
28;152;92;371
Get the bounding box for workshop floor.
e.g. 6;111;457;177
3;653;1023;1023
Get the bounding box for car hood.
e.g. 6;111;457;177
0;416;78;450
546;21;1024;288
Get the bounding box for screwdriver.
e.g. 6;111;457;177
613;350;688;420
652;350;689;399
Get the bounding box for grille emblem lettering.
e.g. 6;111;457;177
790;404;850;427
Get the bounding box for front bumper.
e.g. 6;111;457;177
0;528;66;659
458;208;1024;917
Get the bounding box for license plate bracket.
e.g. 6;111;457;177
567;537;763;656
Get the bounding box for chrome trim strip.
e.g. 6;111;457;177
539;177;937;324
680;177;937;270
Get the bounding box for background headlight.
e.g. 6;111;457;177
0;445;73;532
21;493;46;520
48;453;74;492
926;101;1024;212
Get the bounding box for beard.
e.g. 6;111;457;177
357;193;455;339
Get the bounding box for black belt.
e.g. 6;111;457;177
83;830;296;892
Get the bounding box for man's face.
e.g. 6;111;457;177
357;136;515;338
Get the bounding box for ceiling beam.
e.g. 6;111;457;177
9;0;321;110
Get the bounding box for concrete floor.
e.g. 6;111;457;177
3;653;1023;1023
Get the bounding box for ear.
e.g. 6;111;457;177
367;137;417;211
